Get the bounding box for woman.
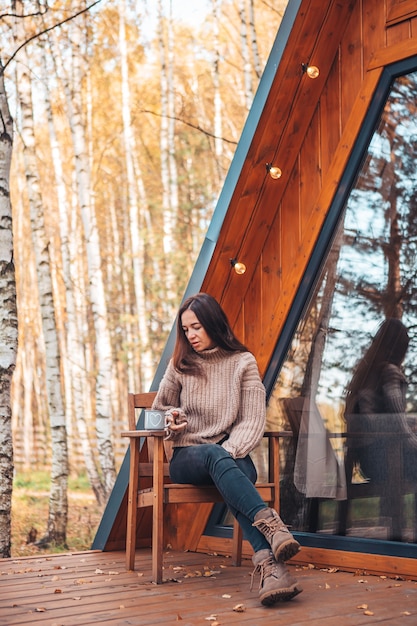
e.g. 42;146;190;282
152;292;302;606
345;318;417;482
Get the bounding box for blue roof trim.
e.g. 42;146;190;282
92;0;302;550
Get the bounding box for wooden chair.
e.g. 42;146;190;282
122;392;283;583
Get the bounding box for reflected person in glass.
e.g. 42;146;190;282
152;292;302;606
345;318;417;482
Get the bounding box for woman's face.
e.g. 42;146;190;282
181;309;215;352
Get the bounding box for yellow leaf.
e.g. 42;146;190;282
364;610;374;616
233;604;246;612
357;604;368;609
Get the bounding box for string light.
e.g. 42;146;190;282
265;163;282;179
230;258;247;275
301;62;320;79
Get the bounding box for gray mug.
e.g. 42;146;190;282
144;409;166;430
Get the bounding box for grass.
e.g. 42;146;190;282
11;470;104;557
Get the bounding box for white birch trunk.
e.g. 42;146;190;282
249;0;262;79
40;38;107;505
0;64;17;558
52;21;116;496
212;0;223;177
119;1;153;389
15;30;69;544
158;0;176;310
167;0;179;250
239;0;253;110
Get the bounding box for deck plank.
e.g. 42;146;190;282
1;549;416;625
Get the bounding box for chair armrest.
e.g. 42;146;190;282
121;430;166;438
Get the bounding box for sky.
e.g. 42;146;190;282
139;0;211;32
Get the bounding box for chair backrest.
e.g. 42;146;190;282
128;391;157;429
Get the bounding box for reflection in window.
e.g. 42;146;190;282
266;70;417;543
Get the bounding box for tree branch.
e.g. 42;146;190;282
2;0;104;72
139;108;238;146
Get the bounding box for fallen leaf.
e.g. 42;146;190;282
233;604;246;612
357;604;368;610
95;568;104;574
108;570;119;575
364;610;374;616
402;611;411;616
222;594;231;599
325;583;331;589
54;589;62;594
205;615;218;621
35;608;46;612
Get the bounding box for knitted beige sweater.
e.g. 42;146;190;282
152;347;266;459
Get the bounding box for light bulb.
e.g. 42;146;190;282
233;262;246;275
306;65;320;79
268;166;282;180
230;258;247;275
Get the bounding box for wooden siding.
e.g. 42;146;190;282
201;0;417;376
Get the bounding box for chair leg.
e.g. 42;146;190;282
231;518;243;566
152;436;165;583
126;439;140;570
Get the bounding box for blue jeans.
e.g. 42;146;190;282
169;444;270;552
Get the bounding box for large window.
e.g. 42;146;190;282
266;69;417;547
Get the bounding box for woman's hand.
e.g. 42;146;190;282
164;409;188;438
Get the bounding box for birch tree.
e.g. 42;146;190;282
119;0;153;390
0;61;17;558
39;34;106;505
212;0;223;180
52;15;116;497
13;6;69;544
239;0;253;110
158;0;176;316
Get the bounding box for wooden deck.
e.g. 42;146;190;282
1;548;416;625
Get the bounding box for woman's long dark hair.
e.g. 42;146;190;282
172;292;248;374
345;318;409;412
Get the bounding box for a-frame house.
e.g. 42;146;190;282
94;0;417;577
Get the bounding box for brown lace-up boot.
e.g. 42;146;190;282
253;507;300;562
251;549;302;606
